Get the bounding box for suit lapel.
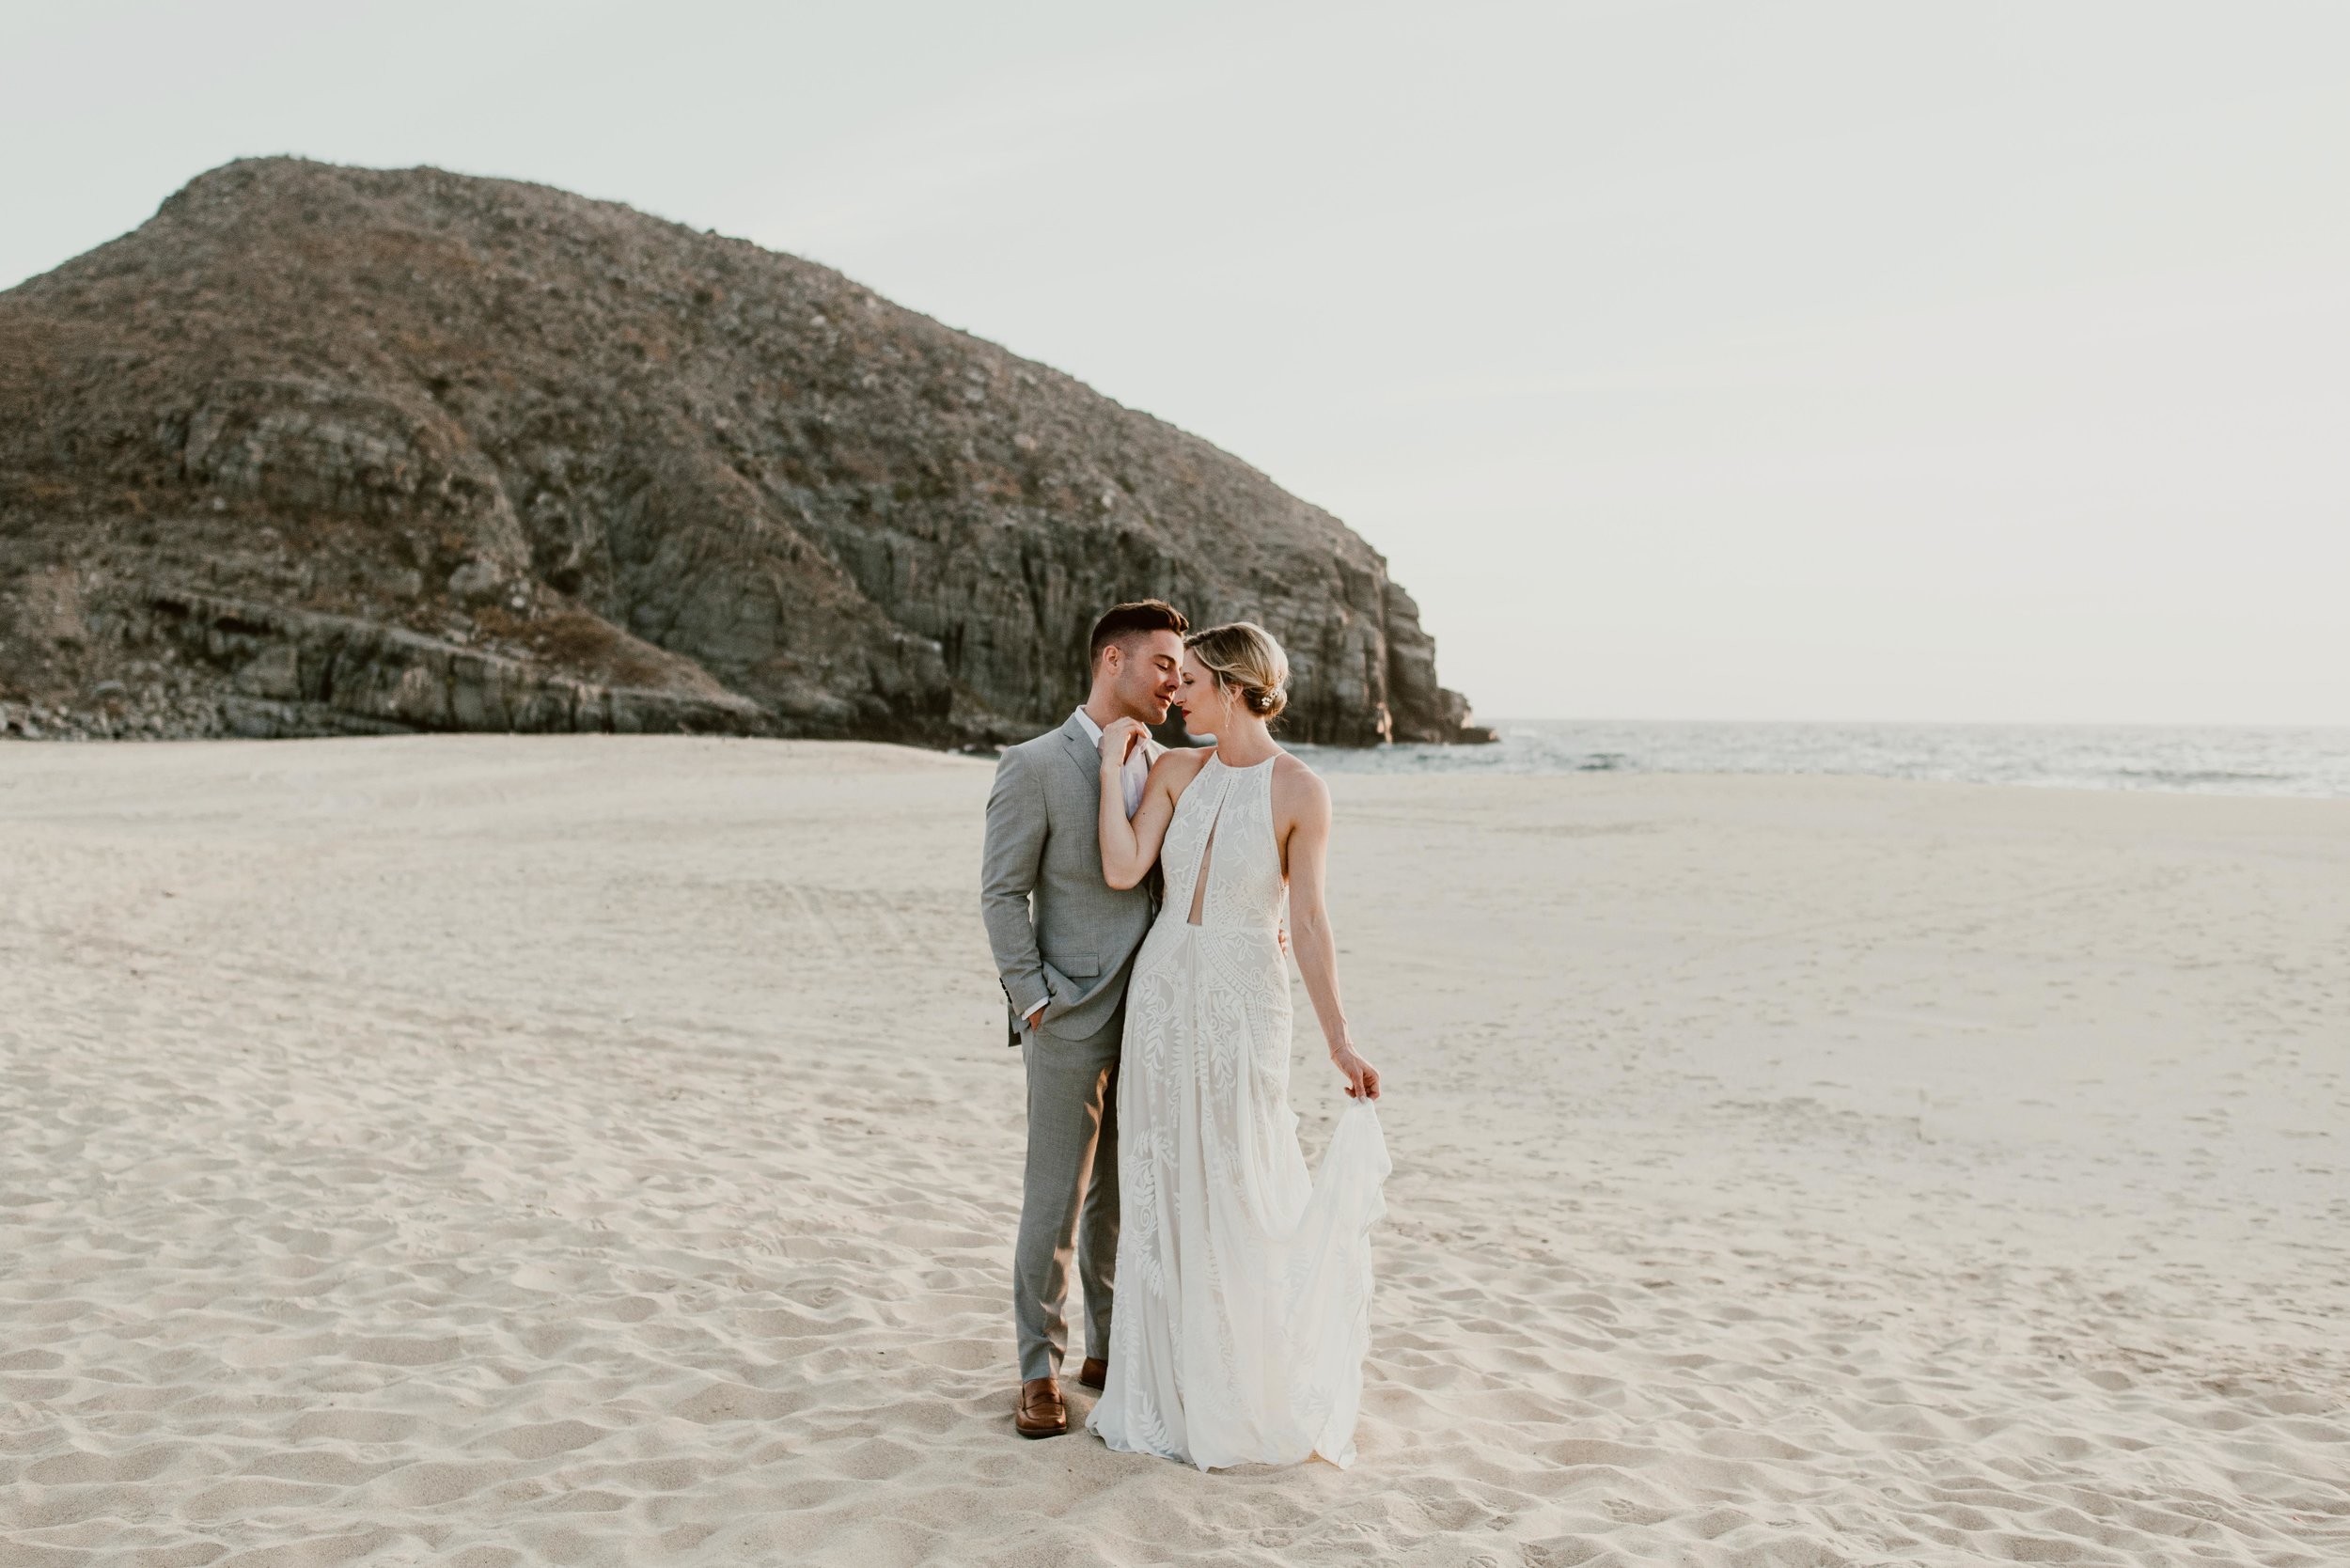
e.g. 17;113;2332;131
1058;716;1104;793
1138;737;1167;903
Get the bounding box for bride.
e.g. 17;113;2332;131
1085;620;1390;1470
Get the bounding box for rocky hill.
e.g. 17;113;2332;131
0;158;1487;746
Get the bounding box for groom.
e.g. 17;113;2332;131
979;599;1188;1439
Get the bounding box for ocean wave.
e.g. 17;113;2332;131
2111;767;2292;785
1297;722;2350;798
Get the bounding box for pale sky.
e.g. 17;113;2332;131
8;1;2346;724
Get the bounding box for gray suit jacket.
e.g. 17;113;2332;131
981;713;1165;1043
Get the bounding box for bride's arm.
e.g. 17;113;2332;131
1098;723;1185;890
1280;765;1381;1100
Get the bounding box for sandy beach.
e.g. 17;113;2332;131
3;735;2344;1567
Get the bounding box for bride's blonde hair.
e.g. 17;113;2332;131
1186;621;1289;720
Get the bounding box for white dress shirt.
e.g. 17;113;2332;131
1026;708;1149;1024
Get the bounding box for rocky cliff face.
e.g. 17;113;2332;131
0;158;1489;746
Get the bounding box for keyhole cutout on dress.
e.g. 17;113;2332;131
1185;779;1230;927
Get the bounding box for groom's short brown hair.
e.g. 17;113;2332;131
1089;599;1189;670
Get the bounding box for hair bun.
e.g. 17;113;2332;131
1185;620;1291;724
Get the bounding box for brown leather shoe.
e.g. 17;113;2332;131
1076;1357;1107;1391
1015;1376;1068;1438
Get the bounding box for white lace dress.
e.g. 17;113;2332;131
1087;753;1390;1470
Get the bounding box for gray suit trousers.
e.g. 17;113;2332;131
1012;1002;1122;1382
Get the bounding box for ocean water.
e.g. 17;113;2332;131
1294;719;2350;799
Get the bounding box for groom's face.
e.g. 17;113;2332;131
1107;631;1185;725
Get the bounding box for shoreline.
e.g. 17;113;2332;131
1304;715;2350;800
11;725;2350;806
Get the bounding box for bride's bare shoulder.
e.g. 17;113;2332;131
1148;745;1217;787
1269;751;1331;814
